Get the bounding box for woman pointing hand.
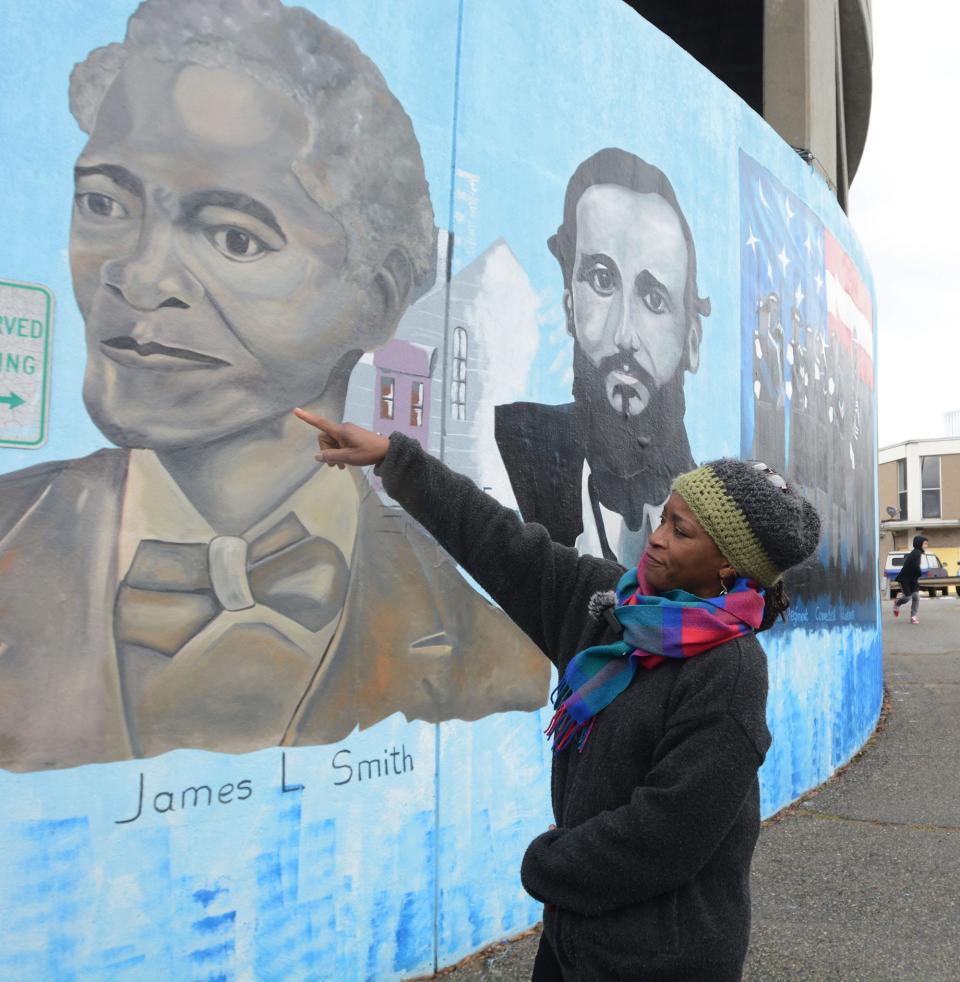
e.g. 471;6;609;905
293;407;389;468
294;408;820;982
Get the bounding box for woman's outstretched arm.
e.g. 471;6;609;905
293;409;618;661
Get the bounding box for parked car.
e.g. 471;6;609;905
883;551;955;597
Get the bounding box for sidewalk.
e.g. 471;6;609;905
744;594;960;981
438;597;960;981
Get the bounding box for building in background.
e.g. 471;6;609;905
626;0;872;210
879;437;960;573
944;409;960;437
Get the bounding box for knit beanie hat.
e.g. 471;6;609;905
671;459;821;587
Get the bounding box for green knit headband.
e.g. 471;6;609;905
671;465;782;587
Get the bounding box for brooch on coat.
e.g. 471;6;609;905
587;590;623;635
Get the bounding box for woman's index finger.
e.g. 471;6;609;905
293;408;337;435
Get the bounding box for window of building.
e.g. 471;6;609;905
897;459;908;519
451;327;467;421
380;376;395;420
410;381;424;427
921;455;941;518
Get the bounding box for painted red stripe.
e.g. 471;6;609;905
825;229;873;322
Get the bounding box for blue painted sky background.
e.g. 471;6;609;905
0;0;880;978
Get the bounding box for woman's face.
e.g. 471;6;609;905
645;493;733;598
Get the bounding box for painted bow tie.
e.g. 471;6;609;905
114;512;349;657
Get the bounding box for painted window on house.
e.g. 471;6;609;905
451;327;467;421
410;381;424;427
921;455;941;518
380;376;395;420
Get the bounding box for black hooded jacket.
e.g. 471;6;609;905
895;536;927;592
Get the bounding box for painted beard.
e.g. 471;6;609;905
571;344;690;483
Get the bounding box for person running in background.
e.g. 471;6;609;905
893;535;928;625
295;409;821;982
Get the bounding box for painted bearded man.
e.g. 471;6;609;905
496;148;711;567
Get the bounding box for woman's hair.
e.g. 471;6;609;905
758;581;791;633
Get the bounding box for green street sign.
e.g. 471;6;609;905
0;279;54;449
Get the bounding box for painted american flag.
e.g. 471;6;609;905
738;150;876;613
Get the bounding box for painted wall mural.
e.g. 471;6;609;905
496;149;711;569
0;0;548;776
0;0;881;978
740;151;876;615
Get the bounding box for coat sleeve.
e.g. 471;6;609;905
376;431;618;663
519;711;765;915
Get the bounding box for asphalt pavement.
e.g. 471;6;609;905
433;595;960;981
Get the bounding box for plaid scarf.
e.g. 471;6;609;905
546;556;765;752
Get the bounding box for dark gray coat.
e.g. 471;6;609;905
379;434;772;981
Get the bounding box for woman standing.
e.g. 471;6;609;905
295;410;820;982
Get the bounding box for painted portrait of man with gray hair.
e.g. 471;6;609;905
0;0;548;773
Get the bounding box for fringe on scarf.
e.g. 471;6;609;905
545;681;597;753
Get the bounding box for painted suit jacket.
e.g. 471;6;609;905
494;401;695;552
495;402;585;547
0;449;550;773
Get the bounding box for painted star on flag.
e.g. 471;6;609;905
745;228;759;250
814;271;823;293
758;179;770;210
785;197;795;222
795;282;805;307
777;246;791;274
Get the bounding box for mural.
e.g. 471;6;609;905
0;0;881;978
740;151;876;616
496;149;710;568
0;0;548;774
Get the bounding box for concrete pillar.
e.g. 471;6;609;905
763;0;839;193
833;2;849;209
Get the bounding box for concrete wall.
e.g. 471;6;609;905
762;0;874;208
878;460;899;518
0;1;881;978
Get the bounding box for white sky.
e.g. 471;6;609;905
847;2;960;448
